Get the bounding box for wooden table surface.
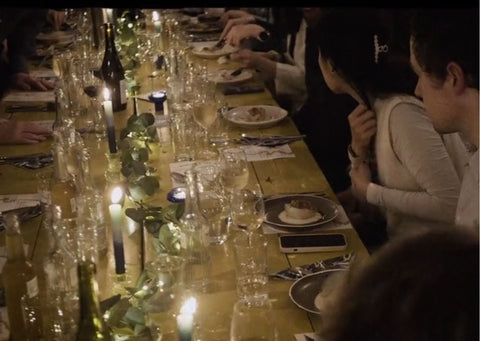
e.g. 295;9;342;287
0;35;369;340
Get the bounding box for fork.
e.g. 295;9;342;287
214;38;226;49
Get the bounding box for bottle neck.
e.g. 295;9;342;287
77;261;104;321
53;144;71;182
103;22;117;53
4;214;27;261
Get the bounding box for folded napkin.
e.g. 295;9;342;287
270;253;355;280
236;134;305;147
3;90;55;103
240;144;295;162
0;194;40;214
0;152;53;169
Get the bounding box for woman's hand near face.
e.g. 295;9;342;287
348;104;376;159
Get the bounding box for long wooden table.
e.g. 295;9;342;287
0;34;369;340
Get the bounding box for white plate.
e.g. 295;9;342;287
191;42;239;59
223;105;288;129
289;269;348;314
210;69;253;84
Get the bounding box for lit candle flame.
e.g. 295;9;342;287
103;87;111;101
111;187;123;204
180;297;197;315
152;11;159;22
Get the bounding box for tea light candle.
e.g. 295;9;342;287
152;11;161;34
177;297;197;341
148;90;167;112
109;186;125;274
103;88;116;153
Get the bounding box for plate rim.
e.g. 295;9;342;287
263;194;338;230
191;43;238;58
224;105;288;128
212;69;253;84
289;268;348;314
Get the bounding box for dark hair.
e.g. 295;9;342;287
410;9;479;89
320;228;479;341
316;8;416;108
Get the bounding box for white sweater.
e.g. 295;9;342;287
366;95;462;238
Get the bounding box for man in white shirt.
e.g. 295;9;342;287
409;9;479;234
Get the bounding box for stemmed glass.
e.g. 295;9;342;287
192;80;219;160
230;182;265;246
82;66;106;139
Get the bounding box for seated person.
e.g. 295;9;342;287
319;227;479;341
409;9;479;233
316;9;464;242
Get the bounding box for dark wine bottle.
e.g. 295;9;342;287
101;22;127;112
76;261;113;341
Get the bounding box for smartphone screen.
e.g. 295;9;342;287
279;233;347;253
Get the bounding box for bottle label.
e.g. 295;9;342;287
27;277;39;298
119;79;127;104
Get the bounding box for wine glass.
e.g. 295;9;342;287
192;80;219;160
230;182;265;246
230;298;277;341
82;66;106;139
218;147;249;194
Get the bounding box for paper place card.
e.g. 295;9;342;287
294;333;323;341
0;194;40;213
3;91;55;103
169;160;219;188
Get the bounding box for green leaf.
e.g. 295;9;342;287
138;112;155;126
125;207;147;223
137;176;160;196
125;306;145;325
106;298;131;327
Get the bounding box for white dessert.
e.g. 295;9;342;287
278;199;323;225
314;271;347;312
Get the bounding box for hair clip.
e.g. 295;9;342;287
374;34;389;64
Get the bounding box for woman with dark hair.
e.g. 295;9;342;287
316;8;465;241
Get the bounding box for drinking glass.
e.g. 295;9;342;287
194;163;229;245
218;147;249;194
192;81;219;160
230;182;265;246
230;298;277;341
81;66;106;139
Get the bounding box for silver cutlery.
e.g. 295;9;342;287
230;67;245;77
214;38;226;49
236;134;306;147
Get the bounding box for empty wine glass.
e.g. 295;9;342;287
230;298;277;341
230;182;265;246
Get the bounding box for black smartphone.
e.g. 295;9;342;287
278;233;347;253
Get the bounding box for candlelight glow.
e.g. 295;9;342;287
103;87;111;101
111;187;123;204
151;91;166;99
180;297;197;315
153;11;159;22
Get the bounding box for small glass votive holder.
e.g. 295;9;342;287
149;90;167;112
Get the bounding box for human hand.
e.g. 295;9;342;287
349;162;372;202
223;24;265;47
219;16;256;41
11;73;54;91
0;119;52;144
229;49;261;67
220;9;251;24
348;104;376;159
47;9;67;31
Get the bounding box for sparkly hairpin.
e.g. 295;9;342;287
374;34;389;64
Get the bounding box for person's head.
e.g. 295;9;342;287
316;8;416;108
302;8;323;27
320;228;479;341
409;9;479;140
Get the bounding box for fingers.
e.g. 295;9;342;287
20;121;52;135
19;132;47;144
